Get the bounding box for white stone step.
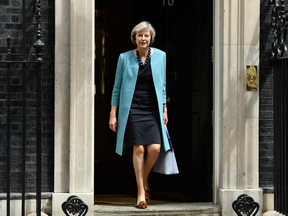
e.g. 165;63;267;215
94;202;220;216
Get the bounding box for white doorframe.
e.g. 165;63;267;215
212;0;223;204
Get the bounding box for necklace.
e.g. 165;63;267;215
136;48;151;66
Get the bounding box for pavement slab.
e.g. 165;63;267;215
94;202;220;216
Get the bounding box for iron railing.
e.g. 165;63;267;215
271;0;288;215
273;57;288;215
0;0;44;215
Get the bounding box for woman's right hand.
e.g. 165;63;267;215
109;116;117;132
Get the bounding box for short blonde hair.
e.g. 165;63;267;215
131;21;156;46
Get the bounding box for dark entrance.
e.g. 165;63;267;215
95;0;213;202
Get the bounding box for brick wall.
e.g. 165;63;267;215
0;0;54;193
259;0;278;193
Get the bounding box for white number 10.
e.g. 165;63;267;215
163;0;174;6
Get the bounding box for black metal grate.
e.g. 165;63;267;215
270;0;288;215
0;0;44;215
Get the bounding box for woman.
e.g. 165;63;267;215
109;21;170;209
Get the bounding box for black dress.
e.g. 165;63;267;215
124;59;162;147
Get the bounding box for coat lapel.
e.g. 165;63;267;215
129;51;139;81
150;48;162;86
150;48;160;65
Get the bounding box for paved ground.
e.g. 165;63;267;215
94;202;220;216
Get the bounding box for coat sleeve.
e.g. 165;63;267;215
163;52;167;103
111;54;124;106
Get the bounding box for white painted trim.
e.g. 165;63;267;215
213;0;223;204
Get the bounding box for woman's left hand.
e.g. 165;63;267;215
163;111;168;125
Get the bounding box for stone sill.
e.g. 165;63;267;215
94;202;220;216
0;192;52;200
262;187;274;193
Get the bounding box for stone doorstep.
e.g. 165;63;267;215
95;213;220;216
94;202;220;216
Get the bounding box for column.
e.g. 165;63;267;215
53;0;95;215
217;0;263;215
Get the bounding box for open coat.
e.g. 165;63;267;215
111;48;170;156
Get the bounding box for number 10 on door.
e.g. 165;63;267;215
163;0;174;6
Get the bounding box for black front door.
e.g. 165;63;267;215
95;0;213;201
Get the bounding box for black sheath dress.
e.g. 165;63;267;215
124;59;162;147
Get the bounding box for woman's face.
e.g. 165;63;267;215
135;30;151;49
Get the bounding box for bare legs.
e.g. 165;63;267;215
143;144;161;190
133;144;161;205
133;145;145;204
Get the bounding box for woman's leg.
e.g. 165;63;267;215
143;144;161;190
133;145;146;204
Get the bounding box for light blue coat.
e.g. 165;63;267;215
111;48;170;156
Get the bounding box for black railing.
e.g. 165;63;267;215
273;57;288;215
271;0;288;215
0;0;44;215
